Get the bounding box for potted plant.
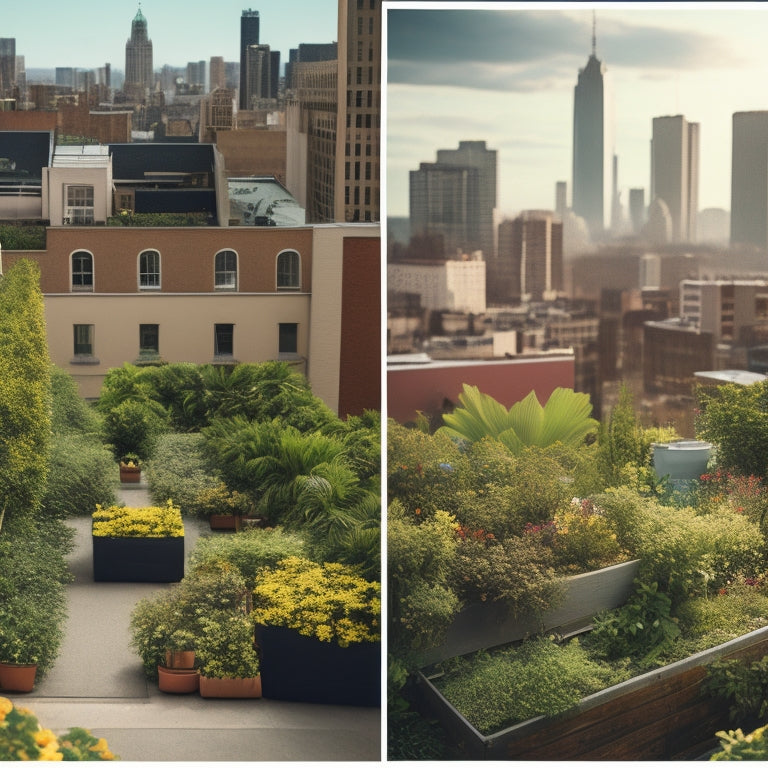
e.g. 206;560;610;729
196;612;262;698
157;628;199;692
0;599;63;693
252;557;381;706
92;501;185;582
194;483;252;531
119;452;142;483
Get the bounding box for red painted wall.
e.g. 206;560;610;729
387;357;575;425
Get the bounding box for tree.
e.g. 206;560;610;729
0;260;51;529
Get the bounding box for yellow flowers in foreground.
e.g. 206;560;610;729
92;500;184;538
252;557;381;647
0;697;117;761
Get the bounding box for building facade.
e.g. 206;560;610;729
124;8;153;101
731;111;768;250
572;32;612;239
650;115;699;243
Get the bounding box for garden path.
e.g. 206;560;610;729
14;480;381;761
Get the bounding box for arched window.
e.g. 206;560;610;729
276;250;300;291
71;251;93;291
215;250;237;290
139;250;161;289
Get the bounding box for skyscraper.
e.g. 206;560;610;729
245;44;271;106
124;7;153;100
435;141;497;261
650;115;699;243
731;111;768;250
0;38;15;98
239;9;260;109
572;17;612;239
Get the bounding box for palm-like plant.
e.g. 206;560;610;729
440;385;598;453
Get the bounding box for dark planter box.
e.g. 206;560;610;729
92;535;184;582
255;624;380;707
415;625;768;760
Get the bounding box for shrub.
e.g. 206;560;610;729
704;655;768;724
50;365;101;436
92;501;183;538
434;637;623;735
252;557;381;646
712;724;768;760
449;531;563;617
43;433;118;518
102;398;168;462
188;527;306;589
195;613;261;679
145;433;220;514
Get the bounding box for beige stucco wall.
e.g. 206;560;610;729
44;292;311;399
43;166;112;225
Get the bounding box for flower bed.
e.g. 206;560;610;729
92;502;184;582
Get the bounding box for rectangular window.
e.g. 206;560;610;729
139;324;159;356
279;323;298;355
214;324;234;357
73;324;94;356
64;185;94;225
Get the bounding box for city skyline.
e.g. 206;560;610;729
3;1;337;73
385;2;768;223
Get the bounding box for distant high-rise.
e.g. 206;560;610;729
650;115;699;242
335;0;381;222
629;188;645;234
0;38;15;97
124;7;153;100
572;17;612;239
245;44;271;107
209;57;226;91
187;60;206;89
731;111;768;250
434;140;497;260
555;181;567;218
496;211;563;303
239;9;260;109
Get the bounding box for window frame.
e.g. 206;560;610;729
276;250;301;291
214;249;238;291
71;250;94;292
73;324;95;358
278;322;298;357
138;249;161;290
214;323;234;358
64;184;95;225
139;323;160;357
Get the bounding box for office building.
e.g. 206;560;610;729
187;61;206;90
209;57;226;91
124;7;153;100
572;20;612;239
555;181;567;218
629;188;645;234
650;115;699;243
245;44;272;107
731;111;768;250
0;38;15;98
239;9;260;109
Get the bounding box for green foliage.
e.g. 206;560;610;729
129;560;248;679
50;366;101;436
145;432;220;515
195;612;261;679
0;259;51;523
711;724;768;760
43;433;118;518
597;383;644;486
704;655;768;724
697;381;768;477
0;224;46;249
435;637;624;735
188;527;307;589
107;211;211;227
92;501;184;538
102;397;168;462
587;581;681;665
439;384;598;453
449;532;563;616
387;502;460;656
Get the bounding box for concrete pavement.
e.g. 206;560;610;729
10;482;382;762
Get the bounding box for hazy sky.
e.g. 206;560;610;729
4;0;337;72
384;1;768;221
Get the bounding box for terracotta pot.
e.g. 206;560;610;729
119;464;141;483
199;675;262;698
165;650;196;669
208;514;238;530
157;665;199;694
0;662;37;692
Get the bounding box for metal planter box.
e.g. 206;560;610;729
92;535;184;582
415;625;768;760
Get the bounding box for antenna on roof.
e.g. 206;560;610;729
592;10;596;56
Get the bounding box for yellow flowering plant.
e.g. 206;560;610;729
252;557;381;647
0;697;117;761
92;501;184;538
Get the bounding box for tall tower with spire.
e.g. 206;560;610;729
124;6;153;101
572;12;612;239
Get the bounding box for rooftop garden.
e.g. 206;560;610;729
388;381;768;760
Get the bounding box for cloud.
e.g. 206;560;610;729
386;7;744;92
